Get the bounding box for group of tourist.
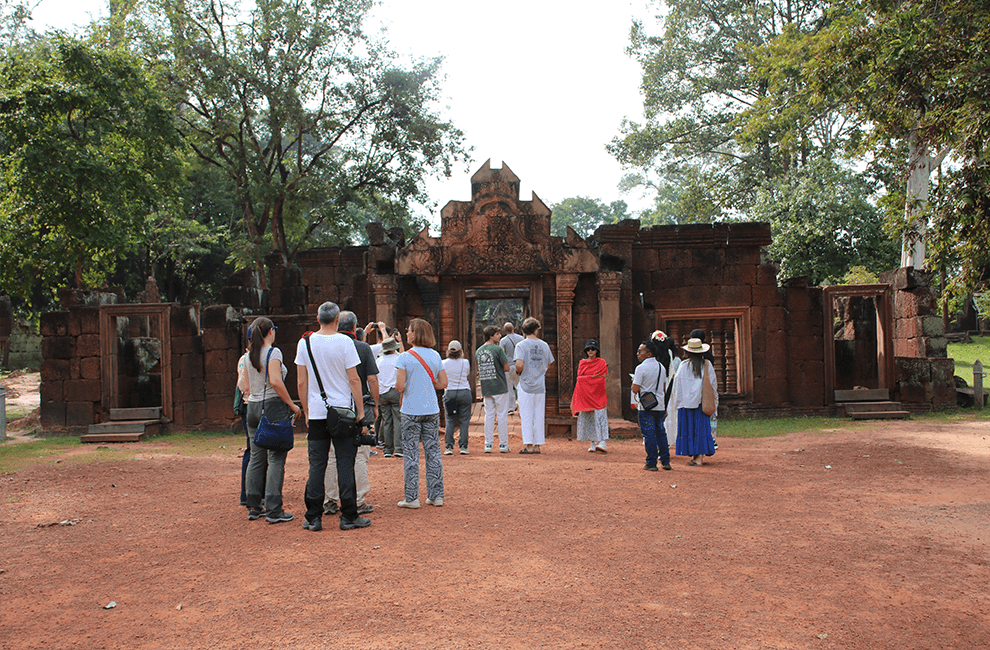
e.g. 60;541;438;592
236;305;720;531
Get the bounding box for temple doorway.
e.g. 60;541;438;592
823;285;894;402
464;290;528;396
99;304;173;420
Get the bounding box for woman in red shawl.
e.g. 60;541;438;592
571;339;609;452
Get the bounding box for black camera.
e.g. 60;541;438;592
355;426;377;447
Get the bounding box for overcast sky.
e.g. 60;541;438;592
29;0;657;219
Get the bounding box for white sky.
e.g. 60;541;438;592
28;0;657;219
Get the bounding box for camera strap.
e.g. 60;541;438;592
303;333;334;415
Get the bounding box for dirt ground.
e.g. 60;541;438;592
1;377;989;649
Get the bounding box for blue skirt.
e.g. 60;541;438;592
675;407;715;456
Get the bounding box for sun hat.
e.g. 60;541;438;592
447;340;462;352
682;337;710;354
381;338;400;353
584;339;599;352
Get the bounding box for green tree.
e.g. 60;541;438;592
609;0;856;223
752;159;899;284
550;197;629;238
116;0;468;284
813;0;990;284
0;36;185;302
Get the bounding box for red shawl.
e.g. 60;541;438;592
571;357;608;414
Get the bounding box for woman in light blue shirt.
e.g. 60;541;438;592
394;319;448;508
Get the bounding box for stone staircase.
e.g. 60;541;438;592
835;389;910;420
82;407;162;443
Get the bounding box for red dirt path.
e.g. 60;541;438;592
1;414;989;650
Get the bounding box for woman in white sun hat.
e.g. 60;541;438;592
665;337;717;465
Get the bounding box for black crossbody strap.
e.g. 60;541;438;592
303;333;332;413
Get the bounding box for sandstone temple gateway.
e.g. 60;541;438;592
39;161;955;435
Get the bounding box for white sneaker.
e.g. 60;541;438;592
484;444;493;453
588;444;597;452
499;444;510;453
443;448;453;455
397;499;420;509
459;448;469;455
425;497;444;507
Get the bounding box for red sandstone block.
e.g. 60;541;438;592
724;246;762;267
206;395;235;422
308;283;339;305
723;265;757;286
68;312;82;337
692;248;723;270
65;379;101;402
789;360;825;406
786;288;814;313
42;336;75;360
894;317;922;340
894;338;925;358
40;380;64;402
787;311;819;334
78;307;100;335
756;264;779;286
41;400;66;428
40;311;69;337
204;350;234;375
636;249;660;271
80;357;101;380
41;359;70;381
202;305;233;329
203;327;238;352
75;334;100;358
173;378;204;403
789;335;822;361
752;284;780;308
65;401;95;427
177;400;205;426
754;378;790;404
895;290;937;319
174;353;204;380
70;358;80;380
897;381;930;404
895;357;932;382
171;336;201;356
170;306;200;337
763;307;787;333
205;372;236;397
716;284;751;307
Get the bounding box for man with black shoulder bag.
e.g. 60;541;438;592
295;302;371;532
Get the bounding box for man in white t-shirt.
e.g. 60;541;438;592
296;302;369;532
500;322;524;410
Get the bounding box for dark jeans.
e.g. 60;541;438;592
443;389;472;450
638;409;670;468
305;417;359;523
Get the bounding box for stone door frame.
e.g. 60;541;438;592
822;284;894;405
99;304;174;421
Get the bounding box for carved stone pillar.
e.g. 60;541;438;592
371;274;398;330
556;273;579;408
598;271;623;417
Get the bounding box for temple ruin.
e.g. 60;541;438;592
38;161;955;436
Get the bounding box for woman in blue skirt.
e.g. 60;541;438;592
665;338;717;466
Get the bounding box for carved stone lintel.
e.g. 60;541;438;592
597;272;622;303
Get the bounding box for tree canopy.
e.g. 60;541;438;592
550;196;629;239
0;36;185;302
117;0;468;282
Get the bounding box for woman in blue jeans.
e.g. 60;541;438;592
631;339;670;471
395;319;448;509
442;339;472;454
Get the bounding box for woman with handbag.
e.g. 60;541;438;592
244;317;303;523
394;318;448;508
442;340;472;455
572;339;609;453
665;338;718;466
632;339;669;471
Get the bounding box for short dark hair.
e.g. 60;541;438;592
521;317;541;336
483;325;499;341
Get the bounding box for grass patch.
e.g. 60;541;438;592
719;416;855;439
4;406;32;421
0;436;82;474
948;334;990;378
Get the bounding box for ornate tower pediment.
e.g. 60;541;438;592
395;160;598;276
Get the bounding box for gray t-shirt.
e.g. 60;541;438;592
514;338;554;394
500;333;523;362
476;343;509;396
